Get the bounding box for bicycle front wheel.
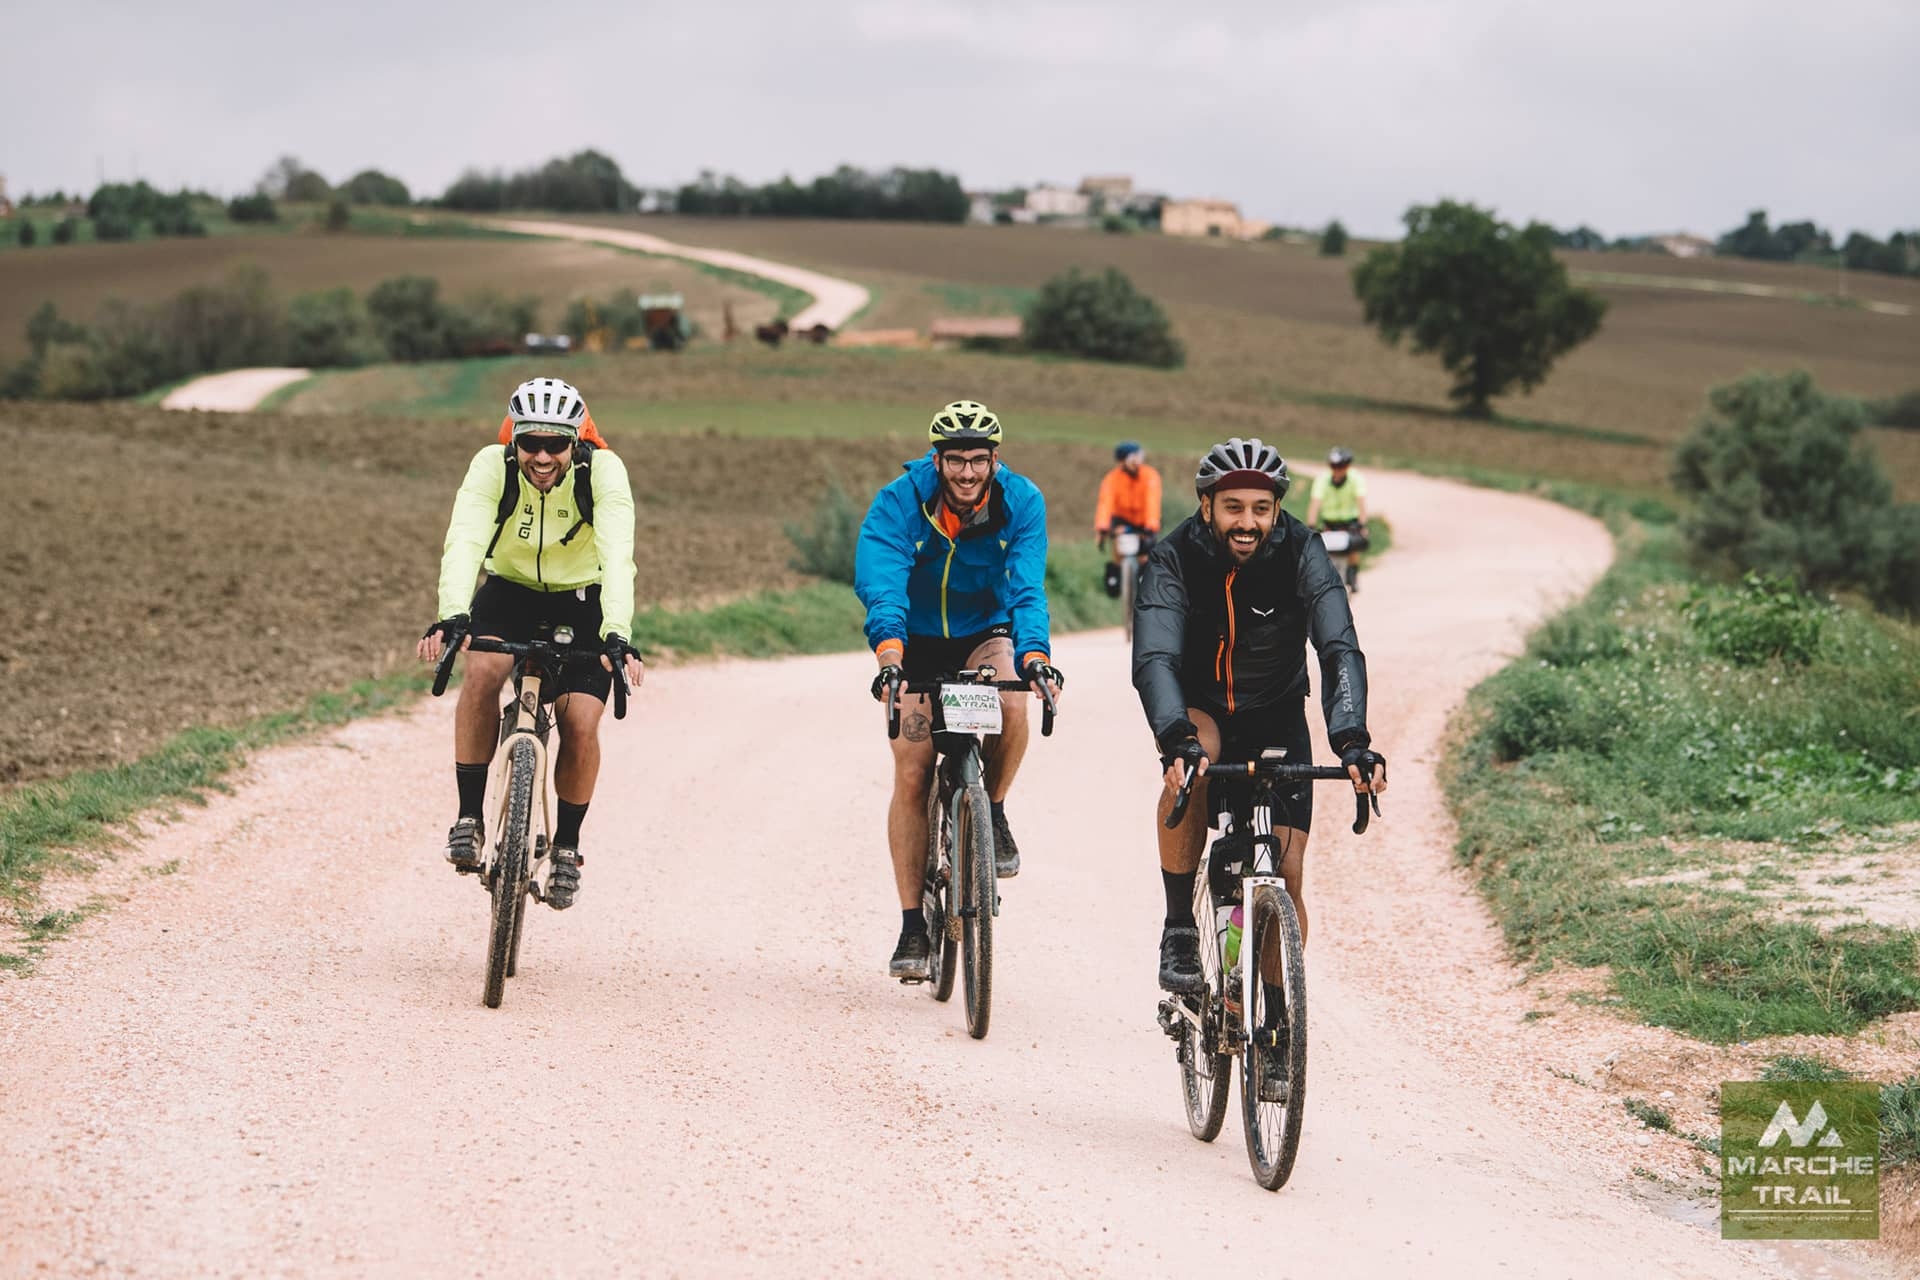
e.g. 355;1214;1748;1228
1121;556;1138;643
957;783;995;1039
484;737;536;1009
1241;882;1308;1189
1180;871;1231;1141
925;779;957;1003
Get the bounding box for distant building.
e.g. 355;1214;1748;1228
967;191;996;225
0;174;12;219
1162;198;1246;239
1079;175;1133;213
1025;184;1090;219
1651;233;1714;259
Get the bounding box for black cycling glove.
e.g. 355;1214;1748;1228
1023;659;1065;692
1158;731;1208;776
870;664;904;702
603;634;642;670
1339;743;1386;783
423;614;469;645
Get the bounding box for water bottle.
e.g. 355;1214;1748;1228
1223;905;1245;970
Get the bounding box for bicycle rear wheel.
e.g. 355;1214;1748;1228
957;782;995;1039
924;779;957;1002
1241;882;1307;1189
1179;871;1231;1141
484;737;536;1009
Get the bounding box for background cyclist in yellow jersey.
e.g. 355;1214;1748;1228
415;377;645;910
1305;446;1369;594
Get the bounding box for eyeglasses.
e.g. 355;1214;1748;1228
939;453;995;474
516;434;573;457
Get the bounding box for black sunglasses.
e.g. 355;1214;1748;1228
515;434;574;456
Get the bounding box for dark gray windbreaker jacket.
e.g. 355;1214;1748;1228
1132;512;1370;753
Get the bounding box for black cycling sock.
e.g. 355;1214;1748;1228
990;799;1006;822
1162;870;1197;927
901;907;926;936
555;800;588;847
455;763;488;820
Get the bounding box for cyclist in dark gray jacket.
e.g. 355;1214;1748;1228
1133;438;1387;993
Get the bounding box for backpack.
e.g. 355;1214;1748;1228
484;440;597;558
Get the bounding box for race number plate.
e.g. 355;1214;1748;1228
939;684;1003;735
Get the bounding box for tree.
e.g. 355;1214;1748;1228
1352;200;1606;416
259;155;328;201
1023;267;1185;369
325;199;351;232
344;169;411;206
286;288;381;367
16;219;36;247
1671;370;1916;612
1319;219;1348;256
51;217;77;244
227;193;278;223
366;275;457;361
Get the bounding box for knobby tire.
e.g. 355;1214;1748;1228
1121;556;1138;644
1242;883;1307;1190
958;782;995;1039
1180;868;1231;1142
925;779;957;1003
484;737;536;1009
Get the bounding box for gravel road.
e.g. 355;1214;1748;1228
491;218;871;332
0;472;1884;1277
159;367;311;412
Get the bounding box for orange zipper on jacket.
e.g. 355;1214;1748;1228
1223;568;1238;713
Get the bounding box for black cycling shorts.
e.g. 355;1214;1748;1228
1206;699;1315;835
469;577;612;704
902;623;1013;682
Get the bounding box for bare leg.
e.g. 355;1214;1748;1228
1156;708;1222;875
454;652;514;764
552;692;606;805
886;694;936;908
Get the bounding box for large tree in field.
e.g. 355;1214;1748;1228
1352;200;1607;416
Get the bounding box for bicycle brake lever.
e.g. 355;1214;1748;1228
611;662;629;721
432;641;460;697
886;677;901;740
1165;765;1195;830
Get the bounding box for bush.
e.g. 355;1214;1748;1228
784;480;862;584
1101;214;1135;234
227;194;278;224
1681;573;1828;666
1353;200;1606;415
1670;371;1894;594
325;199;351;232
366;275;458;361
1866;504;1920;615
344;169;411;206
286;288;381;367
1886;1075;1920;1168
25;302;87;358
91;212;135;242
562;291;647;347
51;218;76;244
449;290;538;354
150;195;206;237
1319;219;1348;256
1480;664;1585;761
0;358;39;399
16;219;36;247
283;170;332;203
159;266;286;373
1022;267;1185;369
35;342;115;400
1866;389;1920;429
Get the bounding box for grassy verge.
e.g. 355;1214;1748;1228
1444;517;1920;1042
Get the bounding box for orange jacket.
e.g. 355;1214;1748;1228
497;410;611;450
1094;463;1162;533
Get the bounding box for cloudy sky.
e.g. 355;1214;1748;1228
6;0;1916;239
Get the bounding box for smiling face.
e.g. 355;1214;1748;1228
1202;487;1278;564
936;445;996;511
514;433;574;492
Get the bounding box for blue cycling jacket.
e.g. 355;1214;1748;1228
855;449;1053;663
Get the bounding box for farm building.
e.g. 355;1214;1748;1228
1026;185;1091;218
1651;233;1715;259
1163;198;1249;239
1079;175;1133;212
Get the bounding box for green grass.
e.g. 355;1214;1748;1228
1624;1097;1675;1131
922;281;1037;315
1445;513;1920;1043
1885;1075;1920;1167
1759;1054;1857;1083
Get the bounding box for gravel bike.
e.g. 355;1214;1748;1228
880;664;1057;1039
433;624;628;1009
1107;522;1155;643
1156;749;1381;1189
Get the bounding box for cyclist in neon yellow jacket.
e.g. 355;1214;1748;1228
1305;446;1369;594
416;377;643;910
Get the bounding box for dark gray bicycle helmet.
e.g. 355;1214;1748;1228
1328;445;1355;467
1195;437;1290;500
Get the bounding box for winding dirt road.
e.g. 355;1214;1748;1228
491;218;871;332
0;473;1881;1277
159;367;311;412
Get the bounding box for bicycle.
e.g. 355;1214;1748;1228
1317;522;1370;592
432;624;629;1009
1155;749;1381;1189
1104;522;1155;643
880;664;1057;1039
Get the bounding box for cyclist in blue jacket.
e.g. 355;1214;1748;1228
856;400;1066;980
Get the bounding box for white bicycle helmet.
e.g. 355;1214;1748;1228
507;377;588;437
1195;437;1290;500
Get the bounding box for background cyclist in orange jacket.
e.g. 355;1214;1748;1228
1095;441;1162;598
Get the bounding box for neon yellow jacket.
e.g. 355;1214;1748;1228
436;445;636;641
1309;469;1366;524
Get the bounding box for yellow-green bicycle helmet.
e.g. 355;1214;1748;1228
928;400;1003;448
